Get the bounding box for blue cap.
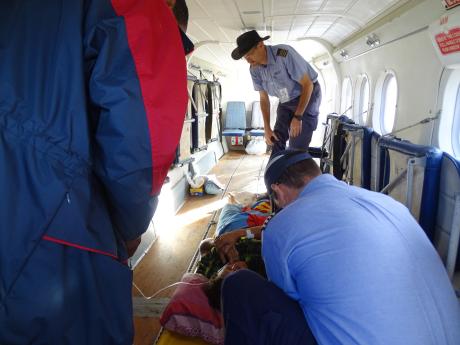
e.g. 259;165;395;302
264;150;313;194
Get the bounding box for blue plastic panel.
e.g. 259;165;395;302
223;129;245;137
249;129;265;136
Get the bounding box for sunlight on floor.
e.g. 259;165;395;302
154;196;228;241
172;198;228;228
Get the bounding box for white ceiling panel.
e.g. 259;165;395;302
235;0;263;13
186;0;411;67
242;13;265;29
297;0;324;12
348;0;400;20
323;0;355;13
288;16;315;40
307;24;332;38
271;0;298;16
271;30;290;43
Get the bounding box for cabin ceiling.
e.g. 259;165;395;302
186;0;409;68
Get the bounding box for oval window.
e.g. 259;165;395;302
451;85;460;156
354;75;370;125
380;73;398;134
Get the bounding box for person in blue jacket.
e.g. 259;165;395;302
0;0;192;343
222;150;460;345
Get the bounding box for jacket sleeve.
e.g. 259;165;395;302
85;0;188;241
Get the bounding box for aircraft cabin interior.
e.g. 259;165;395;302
128;1;460;344
1;0;460;344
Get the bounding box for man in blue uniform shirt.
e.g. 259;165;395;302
231;30;322;155
221;150;460;345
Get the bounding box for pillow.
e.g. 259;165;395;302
160;273;224;345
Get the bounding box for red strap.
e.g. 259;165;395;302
43;235;118;260
111;0;188;195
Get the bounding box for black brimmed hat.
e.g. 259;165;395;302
264;150;313;194
231;30;270;60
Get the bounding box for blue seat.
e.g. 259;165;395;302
377;137;443;240
434;153;460;279
223;101;246;137
341;123;374;189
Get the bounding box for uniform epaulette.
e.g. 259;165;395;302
276;48;288;57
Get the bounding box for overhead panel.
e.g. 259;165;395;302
235;0;261;13
323;0;354;12
242;13;265;29
188;21;213;42
297;0;324;12
306;16;337;37
271;16;292;42
322;20;359;45
187;0;209;19
347;0;398;21
272;17;293;32
271;0;298;16
191;0;242;32
186;0;412;67
289;15;315;40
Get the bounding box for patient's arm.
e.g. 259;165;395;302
215;226;263;262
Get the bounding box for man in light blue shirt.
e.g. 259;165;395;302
231;30;322;156
221;150;460;345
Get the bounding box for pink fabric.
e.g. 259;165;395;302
160;273;224;345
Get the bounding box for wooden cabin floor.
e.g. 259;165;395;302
132;152;269;345
131;151;460;345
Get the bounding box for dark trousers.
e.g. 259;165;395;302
222;270;317;345
272;82;322;156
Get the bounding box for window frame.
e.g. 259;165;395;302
373;70;398;134
341;77;353;116
453;84;460;156
353;74;370;125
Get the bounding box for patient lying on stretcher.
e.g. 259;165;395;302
193;193;271;310
197;236;266;310
196;193;273;309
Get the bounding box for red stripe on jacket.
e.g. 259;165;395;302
111;0;188;195
43;235;119;260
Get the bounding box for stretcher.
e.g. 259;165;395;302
192;79;209;152
175;77;197;165
340;123;374;189
205;81;221;143
377;136;443;240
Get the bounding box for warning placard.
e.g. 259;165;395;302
443;0;460;10
435;27;460;55
430;9;460;67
